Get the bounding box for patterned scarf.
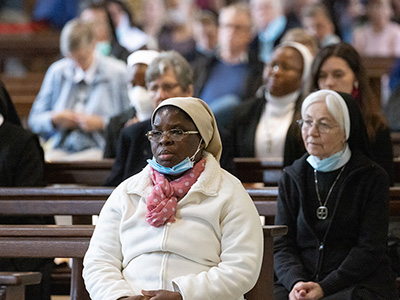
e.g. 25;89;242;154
146;157;206;227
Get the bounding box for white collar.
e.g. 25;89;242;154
0;113;3;127
265;90;300;108
73;54;98;84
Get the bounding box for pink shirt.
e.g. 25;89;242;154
352;22;400;57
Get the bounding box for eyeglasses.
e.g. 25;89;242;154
297;119;339;133
147;82;180;93
146;129;199;142
266;62;302;73
219;23;251;32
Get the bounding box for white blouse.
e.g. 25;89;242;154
255;91;299;159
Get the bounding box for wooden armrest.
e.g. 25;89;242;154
263;225;288;237
0;272;42;286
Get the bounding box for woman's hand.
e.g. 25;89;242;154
75;113;105;132
141;289;183;300
117;290;182;300
51;110;79;129
289;281;324;300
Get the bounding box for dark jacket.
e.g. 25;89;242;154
105;119;151;186
274;152;398;299
0;93;53;300
103;107;136;159
192;52;264;102
230;87;305;166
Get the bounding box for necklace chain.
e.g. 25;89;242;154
314;166;345;220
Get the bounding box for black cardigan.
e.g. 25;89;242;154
274;152;398;299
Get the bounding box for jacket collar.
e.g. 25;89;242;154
62;55;108;84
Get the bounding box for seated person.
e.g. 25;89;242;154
28;18;130;161
280;28;319;56
249;0;300;63
0;80;53;300
83;97;263;300
309;42;394;184
103;49;159;159
80;1;131;62
274;90;398;300
106;0;150;52
301;2;341;48
105;51;193;186
192;3;264;129
106;51;235;186
189;9;219;63
352;0;400;57
230;41;313;165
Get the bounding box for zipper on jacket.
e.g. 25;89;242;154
315;242;324;281
160;223;171;289
161;222;171;250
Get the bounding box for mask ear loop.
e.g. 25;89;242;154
189;138;203;163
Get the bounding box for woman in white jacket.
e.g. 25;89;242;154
83;97;263;300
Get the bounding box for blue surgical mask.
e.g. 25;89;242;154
147;139;203;175
96;41;111;57
307;144;351;172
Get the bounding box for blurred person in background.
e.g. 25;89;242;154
230;42;313;165
301;2;341;48
81;1;131;61
193;3;263;129
249;0;300;63
106;0;151;52
28;19;130;161
191;9;219;62
353;0;400;56
104;49;159;159
309;42;394;183
157;0;197;62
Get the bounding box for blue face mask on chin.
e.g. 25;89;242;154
147;156;194;175
147;139;203;175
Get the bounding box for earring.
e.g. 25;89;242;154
352;81;361;104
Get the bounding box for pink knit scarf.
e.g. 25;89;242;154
146;157;206;227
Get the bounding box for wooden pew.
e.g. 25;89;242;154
235;158;400;187
2;185;400;298
0;224;286;300
0;72;45;128
362;56;397;105
234;158;283;186
0;31;60;73
0;225;93;300
38;156;400;188
0;186;285;300
0;186;112;298
44;160;114;186
0;272;42;300
392;132;400;158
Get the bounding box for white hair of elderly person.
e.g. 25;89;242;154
83;97;263;300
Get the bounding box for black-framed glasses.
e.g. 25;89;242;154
297;119;339;134
146;129;199;142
